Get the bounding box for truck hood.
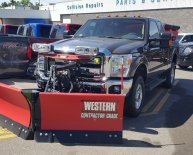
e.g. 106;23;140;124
52;37;145;55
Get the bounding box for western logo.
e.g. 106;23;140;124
83;101;116;112
81;101;118;119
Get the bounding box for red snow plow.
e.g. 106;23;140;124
0;46;126;144
0;83;125;144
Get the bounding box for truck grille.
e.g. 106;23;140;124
45;56;104;82
79;56;104;82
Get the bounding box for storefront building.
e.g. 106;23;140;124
47;0;193;32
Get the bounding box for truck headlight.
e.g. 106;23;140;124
37;56;45;70
111;55;132;77
32;43;50;53
182;47;193;55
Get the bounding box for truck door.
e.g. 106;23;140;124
147;20;165;77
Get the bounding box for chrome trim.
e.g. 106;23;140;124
83;79;133;95
106;79;133;95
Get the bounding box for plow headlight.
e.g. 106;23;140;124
32;43;51;53
75;47;98;56
111;54;132;77
93;57;101;64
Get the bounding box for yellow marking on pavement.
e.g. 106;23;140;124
0;134;16;139
142;89;165;113
152;80;179;114
152;91;170;113
0;128;13;134
140;80;180;116
140;112;157;116
0;128;16;139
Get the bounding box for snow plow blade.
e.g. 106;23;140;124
0;83;33;139
36;93;125;144
0;83;125;144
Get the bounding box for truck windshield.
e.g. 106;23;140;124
74;18;145;40
175;35;183;42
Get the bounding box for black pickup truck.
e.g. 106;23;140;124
35;17;179;116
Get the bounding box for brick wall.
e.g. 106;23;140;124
68;8;193;33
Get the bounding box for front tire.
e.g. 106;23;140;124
124;76;145;117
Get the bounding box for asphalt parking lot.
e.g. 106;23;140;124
0;67;193;155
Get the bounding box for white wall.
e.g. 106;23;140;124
0;9;50;19
48;0;193;22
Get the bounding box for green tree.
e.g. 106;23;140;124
20;0;30;7
0;0;42;9
10;0;17;6
0;2;9;8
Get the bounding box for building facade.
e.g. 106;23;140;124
0;6;50;25
47;0;193;33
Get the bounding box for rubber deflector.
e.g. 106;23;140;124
35;130;122;144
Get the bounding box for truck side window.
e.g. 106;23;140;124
68;25;81;35
149;21;160;39
56;26;65;39
156;21;164;33
17;26;24;35
26;26;33;36
50;28;57;38
0;25;4;33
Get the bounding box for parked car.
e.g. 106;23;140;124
35;17;179;117
0;35;59;78
0;24;18;35
176;33;193;44
0;23;82;78
49;23;82;39
177;42;193;69
174;33;193;69
17;23;52;38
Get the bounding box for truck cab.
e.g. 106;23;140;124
17;23;52;38
49;23;82;39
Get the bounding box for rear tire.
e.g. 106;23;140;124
178;65;189;69
163;63;175;89
124;76;145;117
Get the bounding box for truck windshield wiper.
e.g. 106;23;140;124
97;36;122;39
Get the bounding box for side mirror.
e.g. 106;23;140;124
160;32;172;48
160;32;172;40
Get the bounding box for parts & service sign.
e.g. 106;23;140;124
55;0;193;14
